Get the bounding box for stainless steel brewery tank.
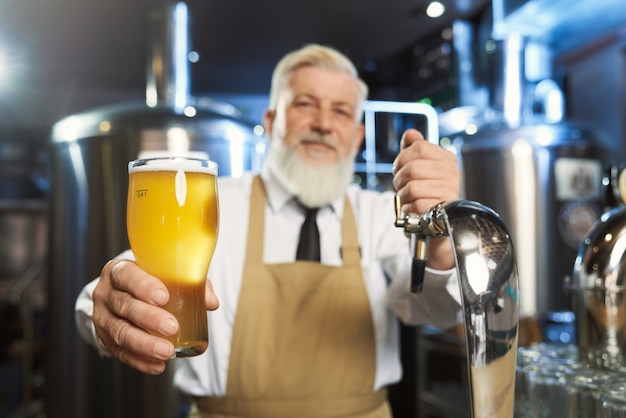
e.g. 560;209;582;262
453;119;612;318
47;3;267;418
447;33;615;320
48;100;266;418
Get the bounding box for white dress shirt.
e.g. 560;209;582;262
75;168;462;396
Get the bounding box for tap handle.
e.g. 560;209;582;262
395;193;430;293
411;235;430;293
394;194;404;228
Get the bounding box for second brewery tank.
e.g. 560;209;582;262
450;35;614;320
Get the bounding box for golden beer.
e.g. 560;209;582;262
127;157;218;357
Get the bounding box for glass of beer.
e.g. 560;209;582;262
126;156;219;357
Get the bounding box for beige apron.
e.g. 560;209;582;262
192;176;391;418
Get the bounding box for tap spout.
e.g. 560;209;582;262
396;199;519;418
394;196;447;293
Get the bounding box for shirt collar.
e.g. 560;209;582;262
260;165;345;218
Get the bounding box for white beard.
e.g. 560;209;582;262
266;135;355;208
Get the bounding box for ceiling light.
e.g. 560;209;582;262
426;1;446;18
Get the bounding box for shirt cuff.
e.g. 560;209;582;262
74;278;111;357
425;266;463;307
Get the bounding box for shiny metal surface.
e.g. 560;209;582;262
443;201;518;418
440;30;614;317
568;206;626;369
454;120;610;318
448;32;613;318
400;200;519;417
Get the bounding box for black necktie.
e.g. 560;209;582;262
296;207;320;261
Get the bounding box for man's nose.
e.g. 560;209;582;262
312;108;332;133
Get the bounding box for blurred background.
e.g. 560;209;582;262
0;0;625;417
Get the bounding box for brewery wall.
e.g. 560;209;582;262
557;34;626;161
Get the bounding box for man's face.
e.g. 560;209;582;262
262;66;365;207
265;66;365;166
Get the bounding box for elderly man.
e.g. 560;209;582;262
76;43;462;418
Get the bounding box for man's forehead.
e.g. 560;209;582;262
286;67;360;102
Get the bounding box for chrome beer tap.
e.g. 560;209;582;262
393;194;447;292
395;198;520;418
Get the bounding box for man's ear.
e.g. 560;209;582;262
263;109;276;140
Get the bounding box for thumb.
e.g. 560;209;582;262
205;279;220;311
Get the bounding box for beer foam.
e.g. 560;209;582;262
138;150;209;160
129;157;218;175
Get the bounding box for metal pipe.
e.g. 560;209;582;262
145;1;191;112
395;199;519;417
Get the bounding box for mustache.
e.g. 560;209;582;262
297;133;338;149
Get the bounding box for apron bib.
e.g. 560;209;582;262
192;176;391;418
